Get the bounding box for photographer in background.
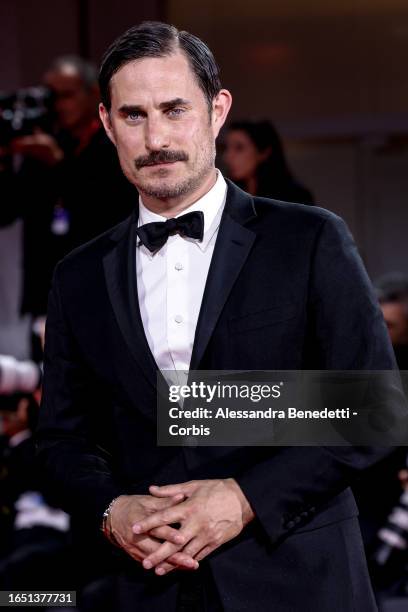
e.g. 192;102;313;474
0;392;72;596
353;273;408;600
0;357;116;610
0;55;136;319
377;274;408;370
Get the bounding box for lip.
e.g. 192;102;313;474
143;160;180;168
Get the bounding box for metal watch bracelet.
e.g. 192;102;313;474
101;496;123;547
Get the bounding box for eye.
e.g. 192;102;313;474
167;107;185;118
126;111;143;122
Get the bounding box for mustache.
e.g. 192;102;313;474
135;150;189;170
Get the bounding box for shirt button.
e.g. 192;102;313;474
174;315;183;324
175;262;183;271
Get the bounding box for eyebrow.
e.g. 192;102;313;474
118;98;191;113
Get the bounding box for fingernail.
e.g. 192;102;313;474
175;535;184;544
132;524;141;534
156;567;166;575
143;560;152;569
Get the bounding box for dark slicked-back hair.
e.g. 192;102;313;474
99;21;221;113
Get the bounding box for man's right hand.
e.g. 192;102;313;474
108;494;199;574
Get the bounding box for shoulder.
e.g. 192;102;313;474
226;178;340;228
252;193;347;236
225;180;351;247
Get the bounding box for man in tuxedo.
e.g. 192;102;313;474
36;21;397;611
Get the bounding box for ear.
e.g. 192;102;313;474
99;103;116;147
211;89;232;139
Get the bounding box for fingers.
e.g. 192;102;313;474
152;554;198;576
142;539;184;570
149;484;184;497
168;551;198;569
155;493;185;508
128;530;199;575
149;481;196;498
153;539;203;576
142;525;196;570
155;553;198;576
132;534;160;556
125;546;189;574
136;539;197;572
143;493;184;514
152;541;217;576
195;545;215;562
127;536;195;572
153;561;176;575
124;535;156;563
132;504;186;534
149;525;186;545
181;537;207;559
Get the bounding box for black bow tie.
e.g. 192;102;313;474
136;210;204;253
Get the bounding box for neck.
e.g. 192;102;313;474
139;168;218;218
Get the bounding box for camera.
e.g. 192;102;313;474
0;86;54;146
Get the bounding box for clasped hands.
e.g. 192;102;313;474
108;478;254;576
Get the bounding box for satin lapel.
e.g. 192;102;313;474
103;211;158;393
189;181;257;370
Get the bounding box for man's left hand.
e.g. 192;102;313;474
132;479;255;575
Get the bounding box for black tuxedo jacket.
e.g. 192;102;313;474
36;180;395;611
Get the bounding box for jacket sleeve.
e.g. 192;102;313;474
235;212;401;545
34;262;123;534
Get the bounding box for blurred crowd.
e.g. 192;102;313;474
0;54;408;611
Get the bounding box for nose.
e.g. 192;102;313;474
144;115;170;151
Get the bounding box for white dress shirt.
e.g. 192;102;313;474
136;171;227;375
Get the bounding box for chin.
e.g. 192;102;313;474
138;180;181;199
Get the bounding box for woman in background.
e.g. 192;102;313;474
223;119;314;204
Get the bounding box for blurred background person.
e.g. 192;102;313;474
0;392;73;598
0;55;138;606
0;55;136;321
222;119;314;203
376;274;408;370
352;273;408;602
0;364;117;611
